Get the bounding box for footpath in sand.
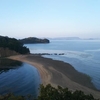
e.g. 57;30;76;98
8;54;100;99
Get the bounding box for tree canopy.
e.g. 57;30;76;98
0;36;30;54
38;84;99;100
0;84;99;100
19;37;50;44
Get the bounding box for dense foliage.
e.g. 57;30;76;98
19;37;50;44
0;36;30;54
0;84;99;100
38;84;99;100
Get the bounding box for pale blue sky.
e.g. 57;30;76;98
0;0;100;38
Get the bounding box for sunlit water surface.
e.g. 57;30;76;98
25;40;100;90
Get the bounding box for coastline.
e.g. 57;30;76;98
8;54;100;98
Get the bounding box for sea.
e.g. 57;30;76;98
0;39;100;97
25;39;100;90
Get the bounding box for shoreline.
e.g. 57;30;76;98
8;54;100;98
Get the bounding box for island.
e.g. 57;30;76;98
19;37;50;44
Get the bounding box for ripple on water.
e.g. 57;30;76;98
0;61;41;98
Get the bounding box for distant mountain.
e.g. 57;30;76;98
83;38;100;40
64;37;81;40
49;37;100;40
49;37;81;40
19;37;50;44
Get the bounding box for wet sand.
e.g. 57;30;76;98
8;54;100;99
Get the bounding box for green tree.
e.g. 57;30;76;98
38;84;99;100
0;36;30;55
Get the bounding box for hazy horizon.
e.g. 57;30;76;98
1;34;100;39
0;0;100;38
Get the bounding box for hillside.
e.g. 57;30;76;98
0;36;30;57
19;37;50;44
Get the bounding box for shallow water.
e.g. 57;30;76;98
0;59;41;98
25;40;100;90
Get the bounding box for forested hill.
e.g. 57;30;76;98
19;37;50;44
0;36;30;56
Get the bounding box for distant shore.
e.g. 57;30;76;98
8;54;100;99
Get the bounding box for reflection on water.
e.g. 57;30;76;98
0;58;22;67
0;58;22;74
0;58;41;98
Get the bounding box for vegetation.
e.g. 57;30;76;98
38;84;99;100
0;58;22;67
0;36;30;54
19;37;50;44
0;84;99;100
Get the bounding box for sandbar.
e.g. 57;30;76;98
8;54;100;99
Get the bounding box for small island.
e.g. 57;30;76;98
19;37;50;44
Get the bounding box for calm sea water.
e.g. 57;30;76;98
25;40;100;90
0;59;41;98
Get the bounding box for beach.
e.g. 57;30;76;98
8;54;100;98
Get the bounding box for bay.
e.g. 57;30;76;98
0;58;41;98
25;40;100;90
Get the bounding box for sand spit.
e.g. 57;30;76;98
8;54;100;99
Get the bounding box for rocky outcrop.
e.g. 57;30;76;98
0;47;19;57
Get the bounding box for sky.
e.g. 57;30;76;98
0;0;100;38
